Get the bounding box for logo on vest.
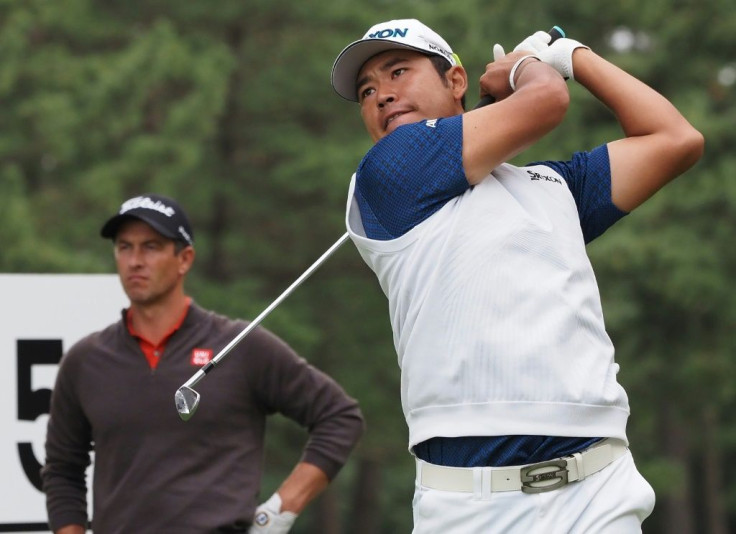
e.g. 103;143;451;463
191;348;213;366
527;170;562;185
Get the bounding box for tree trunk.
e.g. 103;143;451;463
312;488;341;534
659;403;696;534
702;405;729;534
351;456;382;534
205;24;243;280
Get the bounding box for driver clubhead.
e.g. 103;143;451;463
175;386;200;421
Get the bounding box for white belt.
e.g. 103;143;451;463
417;438;628;494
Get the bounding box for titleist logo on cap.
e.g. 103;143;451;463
178;225;192;245
119;196;176;217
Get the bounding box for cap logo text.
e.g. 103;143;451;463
369;27;409;39
428;44;451;60
120;196;175;217
178;226;193;245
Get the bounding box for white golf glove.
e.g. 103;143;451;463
512;30;589;80
513;30;554;55
249;493;297;534
493;43;507;61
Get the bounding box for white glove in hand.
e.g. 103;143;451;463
513;31;589;80
493;43;506;61
249;493;297;534
513;30;553;54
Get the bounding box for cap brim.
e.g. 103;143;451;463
331;39;431;102
100;213;180;242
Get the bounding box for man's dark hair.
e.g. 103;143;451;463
174;241;190;255
428;55;467;110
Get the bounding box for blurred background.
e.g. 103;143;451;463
1;0;734;532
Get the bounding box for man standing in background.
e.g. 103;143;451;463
42;193;364;533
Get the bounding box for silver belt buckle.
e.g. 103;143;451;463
520;459;569;494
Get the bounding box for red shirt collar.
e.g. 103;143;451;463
126;297;192;369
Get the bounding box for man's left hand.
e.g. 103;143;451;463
248;493;297;534
513;30;589;80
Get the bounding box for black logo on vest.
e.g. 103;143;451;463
527;170;562;185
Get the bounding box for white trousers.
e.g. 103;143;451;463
412;451;655;534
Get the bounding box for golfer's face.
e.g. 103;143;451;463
114;220;189;306
357;50;460;142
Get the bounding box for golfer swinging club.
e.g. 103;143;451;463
331;18;703;532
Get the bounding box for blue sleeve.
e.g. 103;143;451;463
531;145;628;243
355;115;467;240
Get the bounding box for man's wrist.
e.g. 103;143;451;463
509;55;541;91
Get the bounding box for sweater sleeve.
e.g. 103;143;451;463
41;339;94;531
246;327;365;480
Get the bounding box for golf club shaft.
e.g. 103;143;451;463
180;232;351;390
473;26;565;109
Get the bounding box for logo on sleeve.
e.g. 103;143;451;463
191;348;213;366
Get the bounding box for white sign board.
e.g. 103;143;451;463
0;275;127;533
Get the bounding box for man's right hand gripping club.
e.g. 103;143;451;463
470;46;569;183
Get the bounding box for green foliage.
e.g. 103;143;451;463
2;0;734;530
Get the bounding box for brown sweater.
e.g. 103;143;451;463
42;303;364;533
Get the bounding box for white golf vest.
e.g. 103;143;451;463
346;163;630;449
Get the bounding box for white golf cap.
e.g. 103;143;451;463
331;19;461;102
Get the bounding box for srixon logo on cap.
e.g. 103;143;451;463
369;27;409;39
191;348;213;366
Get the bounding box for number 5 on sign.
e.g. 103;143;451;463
17;339;63;491
1;274;127;531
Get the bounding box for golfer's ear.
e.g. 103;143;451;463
179;246;195;275
448;65;468;101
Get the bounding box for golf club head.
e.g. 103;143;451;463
175;386;200;421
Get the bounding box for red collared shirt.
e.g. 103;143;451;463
125;297;192;369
